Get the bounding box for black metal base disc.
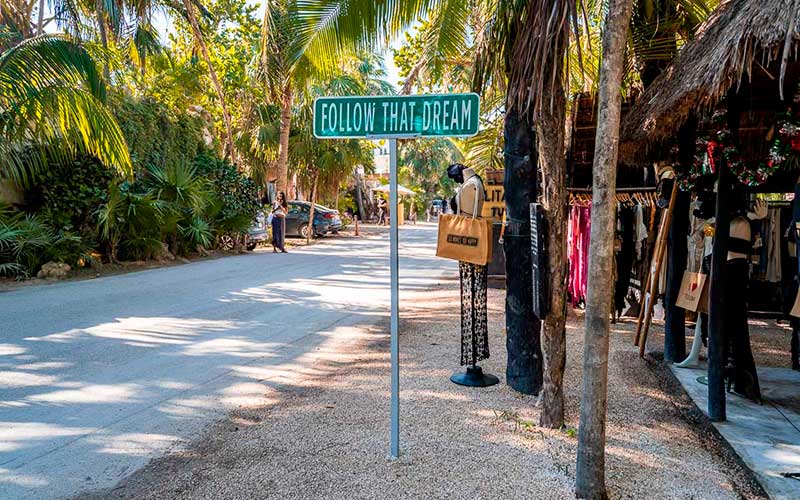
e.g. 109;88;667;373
450;365;499;387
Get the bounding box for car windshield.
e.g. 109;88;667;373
289;203;308;213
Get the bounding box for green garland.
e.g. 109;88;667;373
679;86;800;188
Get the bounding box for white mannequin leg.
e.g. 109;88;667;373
675;319;703;368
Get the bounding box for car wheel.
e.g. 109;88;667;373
219;234;235;251
331;230;339;235
300;224;309;239
247;242;257;251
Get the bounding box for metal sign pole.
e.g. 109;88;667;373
313;92;482;460
389;138;400;459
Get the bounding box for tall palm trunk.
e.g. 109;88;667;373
307;172;318;244
575;1;634;498
503;105;542;395
37;0;45;34
354;170;366;221
537;46;568;429
95;0;110;80
182;0;236;161
276;82;293;194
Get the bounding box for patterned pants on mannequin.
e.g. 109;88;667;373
460;262;489;366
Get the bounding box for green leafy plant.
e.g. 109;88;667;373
0;35;132;185
0;203;90;278
145;161;216;254
111;95;207;177
193;154;260;236
25;155;114;234
97;182;163;262
180;215;214;248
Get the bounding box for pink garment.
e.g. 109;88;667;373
567;204;592;306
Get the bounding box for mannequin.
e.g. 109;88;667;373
674;216;713;368
676;189;766;404
723;193;762;402
447;163;497;387
791;179;800;370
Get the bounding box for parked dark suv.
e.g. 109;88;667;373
285;201;343;238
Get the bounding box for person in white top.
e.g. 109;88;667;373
271;191;288;253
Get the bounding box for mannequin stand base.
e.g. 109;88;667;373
450;365;499;388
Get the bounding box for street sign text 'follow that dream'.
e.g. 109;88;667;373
313;93;480;139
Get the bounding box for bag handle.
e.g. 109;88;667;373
498;210;507;244
471;182;480;219
468;174;484;219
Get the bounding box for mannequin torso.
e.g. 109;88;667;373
456;168;485;218
728;216;752;261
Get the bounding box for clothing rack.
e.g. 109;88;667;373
567;187;657;193
569;190;658;207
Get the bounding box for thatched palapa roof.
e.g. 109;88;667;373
621;0;800;153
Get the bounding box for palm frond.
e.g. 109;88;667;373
290;0;436;77
0;34;106;100
0;35;132;184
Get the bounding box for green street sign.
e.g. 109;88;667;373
313;93;480;139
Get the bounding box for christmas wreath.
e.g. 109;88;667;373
679;85;800;188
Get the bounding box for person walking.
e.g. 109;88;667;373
271;191;288;253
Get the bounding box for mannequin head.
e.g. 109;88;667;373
692;181;750;220
447;163;467;184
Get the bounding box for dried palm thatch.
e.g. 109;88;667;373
621;0;800;155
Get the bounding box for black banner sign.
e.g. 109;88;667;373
530;203;548;318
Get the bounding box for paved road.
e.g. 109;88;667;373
0;224;453;500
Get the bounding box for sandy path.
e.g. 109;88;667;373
80;286;766;500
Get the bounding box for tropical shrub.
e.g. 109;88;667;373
25;156;114;234
96;182;163;262
0;203;93;278
144;161;214;255
194;154;260;235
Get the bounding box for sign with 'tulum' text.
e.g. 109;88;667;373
313;93;480;139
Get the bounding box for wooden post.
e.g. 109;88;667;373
634;265;651;344
664;189;690;362
638;182;678;357
664;119;697;362
708;162;730;422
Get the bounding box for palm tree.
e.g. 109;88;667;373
0;34;131;185
575;0;635;498
258;0;431;194
179;0;236;160
1;1;39;38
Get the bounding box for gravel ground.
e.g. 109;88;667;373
80;284;766;500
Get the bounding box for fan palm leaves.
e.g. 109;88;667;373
0;34;132;185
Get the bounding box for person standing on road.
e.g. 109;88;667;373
377;196;388;226
271;191;288;253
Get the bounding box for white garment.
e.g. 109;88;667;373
456;168;485;218
687;201;706;273
634;205;648;260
